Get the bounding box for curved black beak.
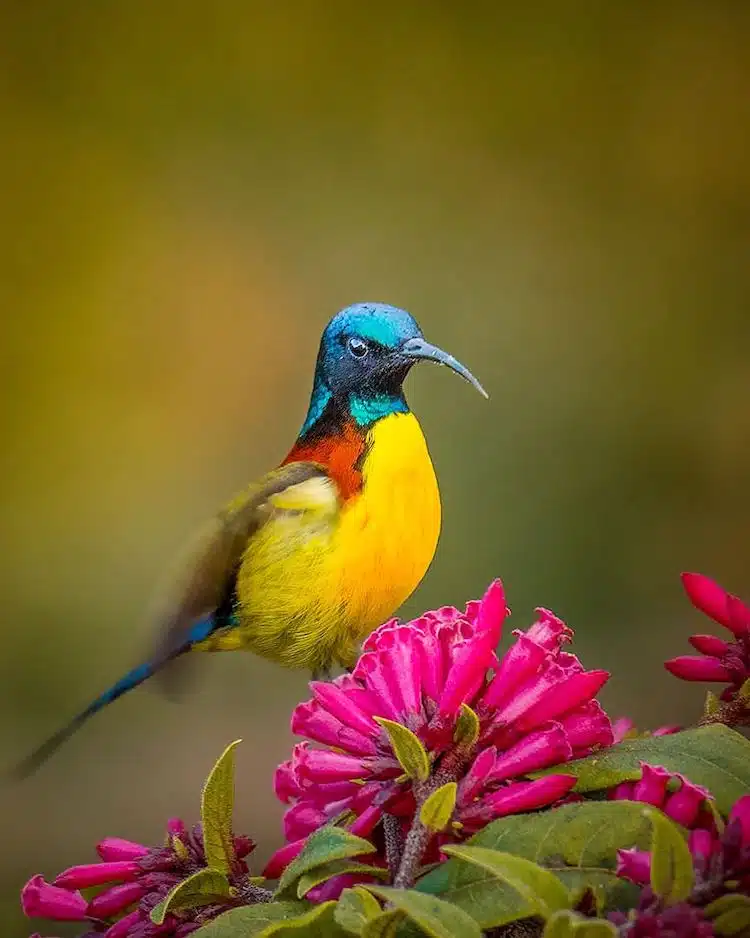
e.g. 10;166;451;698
401;337;488;399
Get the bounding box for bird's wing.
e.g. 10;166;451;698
149;461;340;686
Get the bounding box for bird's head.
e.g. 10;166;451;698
318;303;487;399
304;303;486;431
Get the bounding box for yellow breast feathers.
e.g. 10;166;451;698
230;412;441;672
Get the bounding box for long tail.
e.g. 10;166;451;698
10;616;216;780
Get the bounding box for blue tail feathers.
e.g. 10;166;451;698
9;614;218;780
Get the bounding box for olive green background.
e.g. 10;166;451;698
2;3;749;935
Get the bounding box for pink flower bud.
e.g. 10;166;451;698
664;655;733;682
21;875;88;921
96;837;149;862
88;881;145;918
54;860;140;889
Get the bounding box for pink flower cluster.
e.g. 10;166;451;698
666;573;750;702
266;580;613;878
609;763;715;885
21;820;254;938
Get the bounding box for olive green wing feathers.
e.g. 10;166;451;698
150;461;340;690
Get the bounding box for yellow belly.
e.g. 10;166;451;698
233;412;441;671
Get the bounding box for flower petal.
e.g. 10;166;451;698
284;802;330;842
88;882;145;918
294;743;367;784
681;572;749;637
490;724;572;782
729;794;750;846
310;680;380;738
96;837;149;863
54;861;140;889
438;580;506;720
504;669;610;732
21;875;88;922
616;848;651;884
457;746;497;806
460;775;576;824
559;700;614;754
632;763;670;806
291;699;377;756
688;634;732;657
263;839;305;879
664;655;733;682
664;777;711;828
104;910;143;938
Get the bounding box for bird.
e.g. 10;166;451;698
13;302;486;778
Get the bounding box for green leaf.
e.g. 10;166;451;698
191;900;310;936
335;886;384;935
573;922;618;937
543;911;578;938
296;861;389;898
420;783;457;832
361;909;403;938
366;885;482;938
275;826;375;897
151;868;231;924
705;691;721;716
533;725;750;814
737;677;750;702
705;893;750;918
201;739;242;874
417;801;649;927
543;913;617;938
195;900;346;937
453;704;480;747
706;894;750;936
643;807;693;904
374;717;430;782
714;906;750;936
442;845;569;920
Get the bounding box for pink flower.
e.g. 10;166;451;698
665;572;750;702
266;579;613;878
21;875;88;921
20;820;256;937
609;762;715;887
612;777;750;920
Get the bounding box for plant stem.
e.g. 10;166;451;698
393;813;432;889
239;882;274;903
383;813;404;880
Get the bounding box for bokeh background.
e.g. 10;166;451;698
2;2;749;934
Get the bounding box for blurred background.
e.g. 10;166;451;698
2;2;749;934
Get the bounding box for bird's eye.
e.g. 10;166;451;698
347;336;369;359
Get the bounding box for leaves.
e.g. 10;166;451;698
442;845;569;920
296;861;389;898
361;909;403;938
417;801;649;927
420;783;457;832
191;900;310;936
366;885;482;938
706;894;750;935
201;739;242;874
151;869;231;924
543;911;617;937
374;718;430;782
275;826;375;897
643;807;694;904
334;887;383;935
533;725;750;814
453;704;480;748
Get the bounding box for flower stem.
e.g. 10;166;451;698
238;882;274;904
393;814;432;889
383;814;404;880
